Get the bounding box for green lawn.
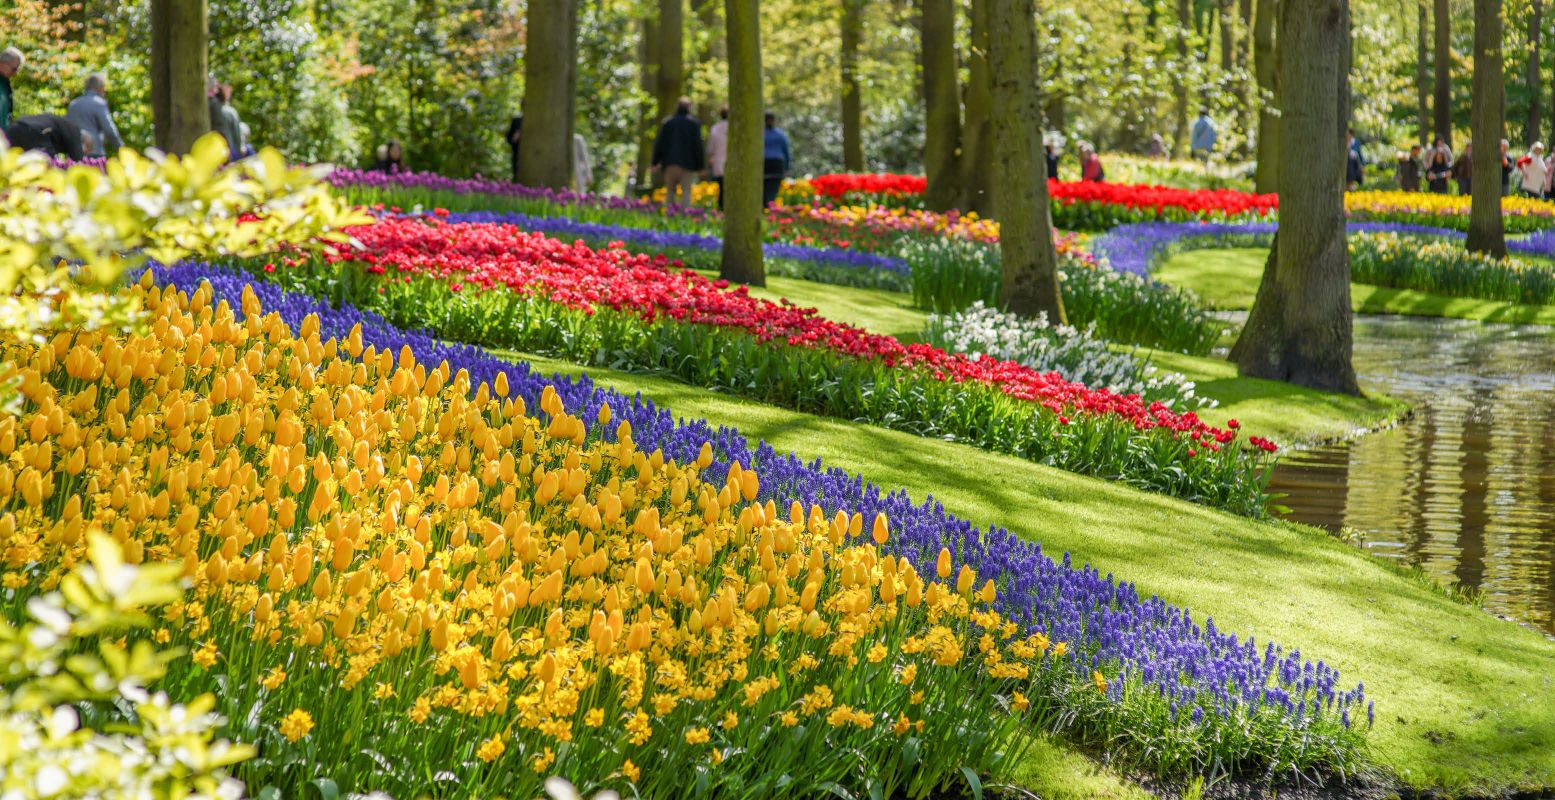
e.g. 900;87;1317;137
508;350;1555;796
716;271;1405;447
1157;247;1555;325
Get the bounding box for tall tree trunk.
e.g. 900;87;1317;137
1253;0;1279;193
988;0;1064;323
1220;0;1235;72
566;0;580;188
1434;0;1452;145
921;0;963;210
1230;0;1360;396
1417;0;1431;145
518;0;578;189
841;0;865;171
635;15;660;191
959;0;994;214
658;0;685;117
1529;0;1543;144
1238;0;1255;152
1468;0;1507;256
1173;0;1192;155
150;0;209;155
720;0;765;286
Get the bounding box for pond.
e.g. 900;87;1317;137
1267;315;1555;634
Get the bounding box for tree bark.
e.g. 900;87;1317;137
1238;0;1254;152
1219;0;1235;72
1253;0;1279;193
1468;0;1507;257
519;0;578;189
988;0;1063;323
1230;0;1360;396
841;0;865;171
634;15;660;191
658;0;685;118
1173;0;1192;155
921;0;963;211
1435;0;1452;145
1417;0;1431;145
959;0;994;215
720;0;765;286
150;0;209;155
1529;0;1543;145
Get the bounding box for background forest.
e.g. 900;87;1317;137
5;0;1549;189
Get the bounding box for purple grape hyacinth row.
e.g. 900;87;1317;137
438;210;911;279
152;261;1371;765
328;168;713;220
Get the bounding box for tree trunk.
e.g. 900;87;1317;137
1173;0;1192;155
518;0;578;189
959;0;994;215
1529;0;1542;144
634;15;660;192
1220;0;1235;72
720;0;765;286
1238;0;1255;152
988;0;1064;323
1468;0;1507;256
841;0;865;171
658;0;684;118
1417;0;1431;145
1253;0;1279;193
921;0;963;210
150;0;209;155
1434;0;1452;145
1230;0;1360;396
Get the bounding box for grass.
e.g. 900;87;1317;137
506;349;1555;796
1156;247;1555;325
711;270;1405;447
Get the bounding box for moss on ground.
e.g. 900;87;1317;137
505;351;1555;795
1156;247;1555;325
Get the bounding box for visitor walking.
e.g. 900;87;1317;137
1346;131;1365;190
0;48;22;130
650;96;705;208
66;72;123;158
506;115;522;182
1501;139;1513;195
1080;143;1104;182
373;140;406;173
1519;143;1550;199
207;80;242;161
1452;142;1473;195
1190;109;1216;161
572;132;593;193
1146;133;1166;159
762;111;791;207
1395;145;1424;192
1045;139;1061;179
704;107;728;210
1426;147;1452;194
5;114;85;161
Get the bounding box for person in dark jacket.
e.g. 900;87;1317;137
1426;147;1452;194
5;114;85;161
1452;142;1473;195
0;48;23;130
1396;144;1424;192
374;140;405;173
762;111;792;206
506;115;522;182
1501;139;1513;195
1345;132;1365;190
651;97;704;208
1045;142;1061;179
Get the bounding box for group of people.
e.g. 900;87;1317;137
640;97;792;208
1381;135;1537;198
0;44;252;163
1045;138;1105;182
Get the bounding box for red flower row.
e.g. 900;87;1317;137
809;173;929;199
331;218;1265;453
1047;180;1278;217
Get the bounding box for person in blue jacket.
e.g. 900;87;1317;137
762;111;791;206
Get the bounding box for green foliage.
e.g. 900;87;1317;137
0;534;253;799
1348;231;1555;304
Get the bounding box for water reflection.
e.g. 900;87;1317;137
1267;316;1555;634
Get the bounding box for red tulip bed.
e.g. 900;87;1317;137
262;215;1275;513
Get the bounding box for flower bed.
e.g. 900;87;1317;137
1048;180;1279;230
1345;191;1555;234
156;263;1368;785
924;302;1210;410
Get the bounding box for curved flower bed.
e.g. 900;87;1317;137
152;262;1372;782
1346;191;1555;233
1048;180;1280;230
274;217;1272;511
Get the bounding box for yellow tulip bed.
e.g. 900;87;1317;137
0;276;1073;797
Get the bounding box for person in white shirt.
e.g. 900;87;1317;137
705;106;728;210
64;72;122;158
1520;142;1549;199
572;132;593;193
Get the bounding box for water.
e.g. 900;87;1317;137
1267;316;1555;634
